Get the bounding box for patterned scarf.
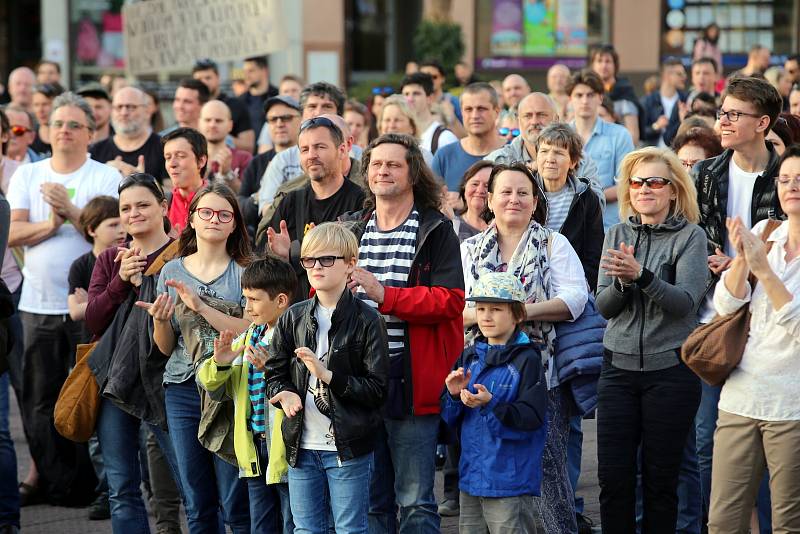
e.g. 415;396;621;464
463;220;558;385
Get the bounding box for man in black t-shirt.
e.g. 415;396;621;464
89;86;167;182
238;56;279;143
267;116;365;300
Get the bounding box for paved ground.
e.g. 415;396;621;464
10;390;600;533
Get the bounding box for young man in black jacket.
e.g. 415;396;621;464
641;58;688;148
692;75;783;530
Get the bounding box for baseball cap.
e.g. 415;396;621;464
75;82;110;101
466;272;526;304
264;95;301;115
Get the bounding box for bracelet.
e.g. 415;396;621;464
634;266;644;281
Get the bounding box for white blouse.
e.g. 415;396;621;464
714;219;800;421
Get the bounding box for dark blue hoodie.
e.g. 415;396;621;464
441;331;548;497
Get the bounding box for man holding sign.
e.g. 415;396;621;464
6;92;120;506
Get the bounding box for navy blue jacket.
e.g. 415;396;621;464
441;331;548;497
640;90;687;147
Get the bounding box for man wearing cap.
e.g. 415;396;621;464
89;86;167;181
192;58;255;152
198;99;252;192
76;82;113;144
238;95;301;236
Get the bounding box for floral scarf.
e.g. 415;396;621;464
462;220;558;387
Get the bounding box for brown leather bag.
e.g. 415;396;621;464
54;343;99;442
681;219;782;386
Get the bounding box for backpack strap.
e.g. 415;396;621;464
431;125;447;155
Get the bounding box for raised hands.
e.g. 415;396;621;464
445;367;472;396
267;220;291;261
727;217;771;278
116;246;147;286
165;279;205;313
213;329;239;365
601;241;642;284
135;292;175;323
295;347;332;383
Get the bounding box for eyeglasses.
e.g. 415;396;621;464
776;174;800;185
716;109;762;122
300;256;345;269
112;103;145;112
267;113;299;124
498;127;520;137
10;125;30;137
118;172;165;198
300;116;339;134
194;207;234;223
680;159;700;170
50;120;88;130
629;176;672;189
371;86;394;96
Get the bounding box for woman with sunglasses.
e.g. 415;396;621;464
30;83;64;158
142;182;253;534
84;173;180;533
497;110;519;145
595;147;708;532
460;162;588;533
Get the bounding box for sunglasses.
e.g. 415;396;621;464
267;113;300;124
630;176;672;189
300;256;345;269
300;116;339;134
498;127;520;137
118;172;165;198
372;87;394;96
194;207;234;223
10;125;30;137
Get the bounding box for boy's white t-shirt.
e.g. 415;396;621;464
6;157;121;314
300;303;337;451
419;121;458;154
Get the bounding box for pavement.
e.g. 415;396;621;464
10;389;600;533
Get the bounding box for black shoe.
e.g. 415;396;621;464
88;492;111;520
576;512;594;534
18;482;44;508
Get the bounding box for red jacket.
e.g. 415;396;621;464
348;208;465;416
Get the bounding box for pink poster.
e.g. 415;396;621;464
491;0;523;56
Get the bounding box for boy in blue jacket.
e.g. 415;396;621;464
442;271;548;533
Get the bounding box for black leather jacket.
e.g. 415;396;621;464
264;289;389;466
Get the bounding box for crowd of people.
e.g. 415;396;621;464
0;35;799;534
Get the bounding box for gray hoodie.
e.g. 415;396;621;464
596;214;709;371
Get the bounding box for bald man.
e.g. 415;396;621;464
502;74;530;110
8;67;35;110
547;64;572;120
89;86;167;181
199;99;252;192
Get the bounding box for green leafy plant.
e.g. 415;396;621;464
412;20;464;78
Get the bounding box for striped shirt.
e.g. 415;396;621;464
246;324;269;433
545;182;574;232
356;209;419;357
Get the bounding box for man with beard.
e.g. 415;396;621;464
238;56;279;141
485;92;602;202
90;86;166;182
198;100;252;193
266;115;365;300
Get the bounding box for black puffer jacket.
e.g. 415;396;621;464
693;145;782;256
265;289;389;466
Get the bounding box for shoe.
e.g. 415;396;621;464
88;492;111;520
18;482;44;507
576;512;594;534
438;499;460;517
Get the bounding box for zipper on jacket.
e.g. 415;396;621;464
638;226;652;371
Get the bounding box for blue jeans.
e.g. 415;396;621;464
289;449;372;534
164;380;249;534
97;397;179;534
695;382;772;533
0;372;19;528
368;415;440;534
247;435;291;534
567;415;584;515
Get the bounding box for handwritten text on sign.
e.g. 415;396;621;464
123;0;286;75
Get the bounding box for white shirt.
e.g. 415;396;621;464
419;121;458;154
6;157;120;314
658;92;680;148
300;303;337;451
714;219;800;421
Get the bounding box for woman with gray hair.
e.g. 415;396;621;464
535;122;604;291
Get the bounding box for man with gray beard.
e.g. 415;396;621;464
90;86;167;182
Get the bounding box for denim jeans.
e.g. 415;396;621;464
695;381;772;534
368;415;440;534
567;415;585;515
0;372;19;528
247;435;290;534
164;380;249;534
289;449;372;534
97;397;180;534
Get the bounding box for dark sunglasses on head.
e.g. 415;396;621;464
194;207;234;223
300;255;345;269
300;116;338;133
118;172;165;198
372;86;394;96
498;127;520;137
10;125;30;137
629;176;671;189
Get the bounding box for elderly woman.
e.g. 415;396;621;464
378;94;433;166
708;146;800;533
672;126;723;171
596;147;708;533
461;162;588;533
535;123;604;291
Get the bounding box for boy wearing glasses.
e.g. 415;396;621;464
265;222;388;534
692;75;784;529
